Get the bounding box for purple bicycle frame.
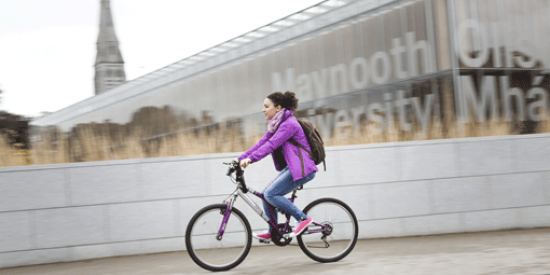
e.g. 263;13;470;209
216;185;330;240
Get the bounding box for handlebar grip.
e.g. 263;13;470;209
226;167;235;176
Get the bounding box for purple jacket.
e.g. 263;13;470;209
239;110;318;181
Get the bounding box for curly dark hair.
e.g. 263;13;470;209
267;91;299;111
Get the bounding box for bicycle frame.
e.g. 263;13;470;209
217;162;329;240
221;186;294;237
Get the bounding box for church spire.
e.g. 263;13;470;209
94;0;126;95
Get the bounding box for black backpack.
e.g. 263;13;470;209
289;118;326;171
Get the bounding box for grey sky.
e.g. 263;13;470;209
0;0;321;118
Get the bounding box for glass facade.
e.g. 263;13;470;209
30;0;550;158
451;0;550;134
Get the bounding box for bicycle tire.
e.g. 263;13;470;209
297;198;358;263
185;204;252;271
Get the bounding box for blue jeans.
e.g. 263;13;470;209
262;167;316;232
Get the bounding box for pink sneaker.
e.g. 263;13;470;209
253;231;271;241
288;217;313;238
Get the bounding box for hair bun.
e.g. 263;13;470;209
284;91;295;99
267;91;299;111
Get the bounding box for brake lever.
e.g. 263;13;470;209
224;161;240;176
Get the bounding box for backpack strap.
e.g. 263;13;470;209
288;138;311;154
289;137;326;171
289;137;316;163
287;116;326;172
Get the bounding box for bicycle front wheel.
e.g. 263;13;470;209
297;198;358;263
185;204;252;271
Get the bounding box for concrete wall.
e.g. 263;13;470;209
1;133;549;268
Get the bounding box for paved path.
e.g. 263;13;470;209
2;228;550;274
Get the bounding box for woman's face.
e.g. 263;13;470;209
263;98;282;120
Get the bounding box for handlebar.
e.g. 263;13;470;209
223;160;241;175
223;161;248;193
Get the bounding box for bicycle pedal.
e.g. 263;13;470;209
259;239;271;244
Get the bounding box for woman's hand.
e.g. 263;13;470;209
240;158;252;168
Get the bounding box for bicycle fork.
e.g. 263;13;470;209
217;191;240;240
216;200;232;241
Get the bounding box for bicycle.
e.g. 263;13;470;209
185;161;359;271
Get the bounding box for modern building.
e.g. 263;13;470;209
31;0;550;150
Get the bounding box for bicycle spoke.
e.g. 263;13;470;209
185;205;252;272
297;198;358;263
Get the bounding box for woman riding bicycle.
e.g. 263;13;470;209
238;91;318;241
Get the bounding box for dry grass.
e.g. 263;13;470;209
0;134;28;167
1;115;549;168
25;123;259;166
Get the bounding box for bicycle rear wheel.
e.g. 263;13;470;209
297;198;358;263
185;204;252;271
